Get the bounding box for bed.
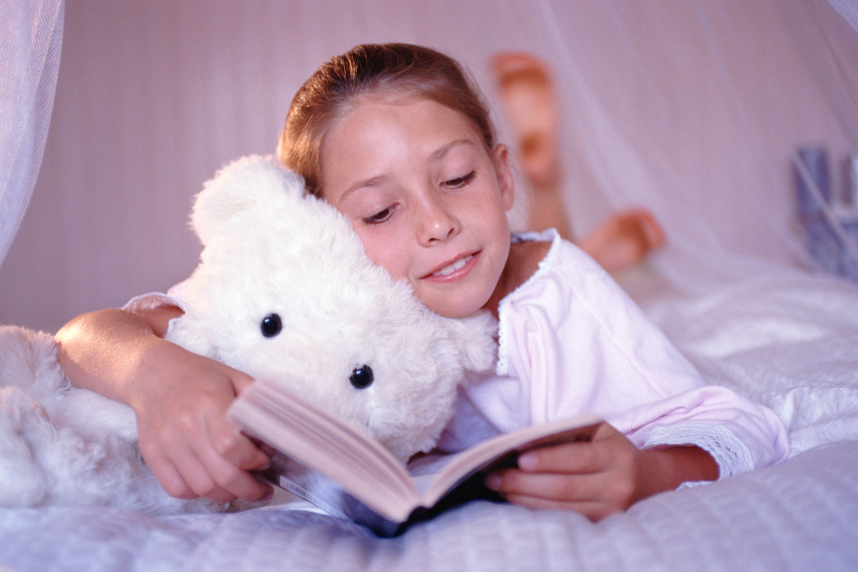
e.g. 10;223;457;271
2;269;856;572
3;1;858;570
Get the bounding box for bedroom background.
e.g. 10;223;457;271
2;3;858;570
1;0;857;333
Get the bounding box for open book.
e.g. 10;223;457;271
227;378;602;536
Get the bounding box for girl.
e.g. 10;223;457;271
56;43;788;521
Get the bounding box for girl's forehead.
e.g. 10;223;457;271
329;97;474;149
348;86;433;108
339;91;469;128
333;90;418;126
330;93;489;156
318;97;493;199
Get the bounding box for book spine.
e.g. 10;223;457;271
261;452;404;537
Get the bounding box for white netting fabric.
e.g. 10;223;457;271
0;0;856;331
0;0;64;267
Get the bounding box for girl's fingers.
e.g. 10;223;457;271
191;447;269;503
517;423;637;474
144;453;197;500
143;442;236;502
487;469;612;502
197;444;272;502
189;420;272;502
141;420;270;503
486;469;635;520
161;440;261;504
178;455;239;504
517;441;602;474
485;423;641;518
208;417;271;472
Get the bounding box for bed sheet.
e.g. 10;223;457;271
2;272;857;572
1;439;856;572
629;270;858;455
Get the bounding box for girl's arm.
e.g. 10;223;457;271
55;308;272;503
484;422;718;521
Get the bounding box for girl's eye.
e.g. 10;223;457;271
443;171;476;189
362;206;394;225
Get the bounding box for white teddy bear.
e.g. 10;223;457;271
0;155;497;514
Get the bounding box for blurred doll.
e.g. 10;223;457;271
492;52;666;274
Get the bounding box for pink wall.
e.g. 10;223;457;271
1;0;856;332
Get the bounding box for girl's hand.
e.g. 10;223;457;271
484;422;718;521
128;338;273;503
55;307;272;504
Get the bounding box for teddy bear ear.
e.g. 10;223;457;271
190;155;305;245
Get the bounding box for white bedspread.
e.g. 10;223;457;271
1;440;856;572
632;271;858;455
2;271;857;572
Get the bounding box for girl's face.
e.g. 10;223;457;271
319;95;515;318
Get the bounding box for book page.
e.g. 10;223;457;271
420;413;602;505
230;378;603;527
228;379;419;522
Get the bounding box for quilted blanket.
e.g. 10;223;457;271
1;271;857;572
1;440;856;572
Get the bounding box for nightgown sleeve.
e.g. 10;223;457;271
498;238;788;479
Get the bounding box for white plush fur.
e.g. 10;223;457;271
0;325;202;514
0;155;497;513
170;155;498;461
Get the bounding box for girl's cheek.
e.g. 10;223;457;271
354;231;408;280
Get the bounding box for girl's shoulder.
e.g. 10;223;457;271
507;229;599;291
506;233;554;291
502;229;620;317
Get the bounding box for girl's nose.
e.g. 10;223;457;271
417;193;459;246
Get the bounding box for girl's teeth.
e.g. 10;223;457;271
433;255;472;277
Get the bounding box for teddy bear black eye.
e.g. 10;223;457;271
349;365;374;389
260;313;282;338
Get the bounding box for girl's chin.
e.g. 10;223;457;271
418;291;493;319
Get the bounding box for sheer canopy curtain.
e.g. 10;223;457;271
538;0;858;294
0;0;856;332
0;0;63;267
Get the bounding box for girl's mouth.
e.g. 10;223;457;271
424;252;480;281
432;254;473;277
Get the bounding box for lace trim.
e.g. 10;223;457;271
643;423;755;481
122;292;181;313
495;300;510;376
496;230;561;376
121;291;186;336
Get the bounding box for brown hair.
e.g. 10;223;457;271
277;43;497;196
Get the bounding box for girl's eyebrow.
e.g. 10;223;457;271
340;175;390;202
429;138;476;163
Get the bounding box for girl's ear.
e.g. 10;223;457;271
492;144;516;211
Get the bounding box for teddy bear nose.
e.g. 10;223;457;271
260;313;283;338
349;365;374;389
